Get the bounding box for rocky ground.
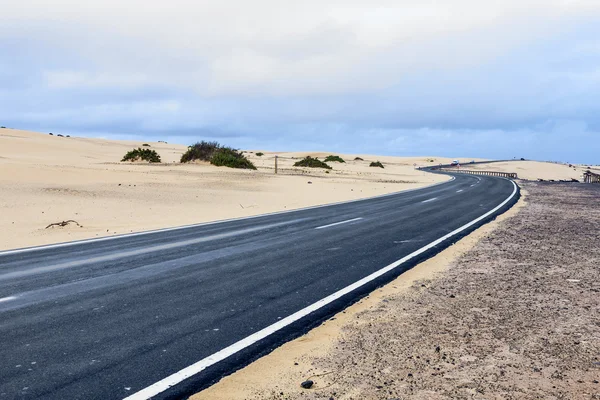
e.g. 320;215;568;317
263;182;600;400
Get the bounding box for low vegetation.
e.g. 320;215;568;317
1;126;6;129
180;141;256;170
142;143;151;147
370;161;384;168
180;141;220;163
210;147;257;170
293;156;332;170
354;157;364;161
121;148;162;163
256;152;264;157
324;155;345;163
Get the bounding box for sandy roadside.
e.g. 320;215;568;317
193;182;600;400
0;128;474;251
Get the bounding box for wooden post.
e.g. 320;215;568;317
275;155;278;174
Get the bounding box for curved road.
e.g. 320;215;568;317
0;173;519;399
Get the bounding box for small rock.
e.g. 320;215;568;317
449;294;456;298
300;380;314;389
308;181;313;184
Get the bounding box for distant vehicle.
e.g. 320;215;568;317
470;160;475;164
451;160;459;165
520;158;525;161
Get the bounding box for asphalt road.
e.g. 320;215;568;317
0;173;519;400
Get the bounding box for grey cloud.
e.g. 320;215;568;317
0;1;599;164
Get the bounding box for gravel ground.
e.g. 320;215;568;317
265;182;600;400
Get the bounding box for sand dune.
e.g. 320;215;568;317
1;128;458;251
464;160;588;181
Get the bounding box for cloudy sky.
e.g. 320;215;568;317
1;0;599;162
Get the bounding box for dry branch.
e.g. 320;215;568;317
45;220;82;229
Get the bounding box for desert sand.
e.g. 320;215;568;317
464;160;587;181
0;128;463;251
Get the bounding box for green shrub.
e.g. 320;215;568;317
354;157;364;161
256;152;264;157
0;126;6;129
142;143;151;147
210;147;256;170
370;161;384;168
181;141;256;169
293;156;332;169
122;148;161;163
324;155;345;163
180;141;221;163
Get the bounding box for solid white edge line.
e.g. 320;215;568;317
124;179;518;400
314;218;363;230
0;177;455;256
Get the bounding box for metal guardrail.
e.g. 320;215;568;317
438;168;518;179
584;171;600;184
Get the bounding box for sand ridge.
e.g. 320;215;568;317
464;160;588;181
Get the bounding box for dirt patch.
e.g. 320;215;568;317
193;182;600;400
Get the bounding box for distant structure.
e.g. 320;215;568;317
583;170;600;184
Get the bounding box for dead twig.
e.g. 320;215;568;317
45;220;83;229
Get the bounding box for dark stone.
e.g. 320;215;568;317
301;380;314;389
